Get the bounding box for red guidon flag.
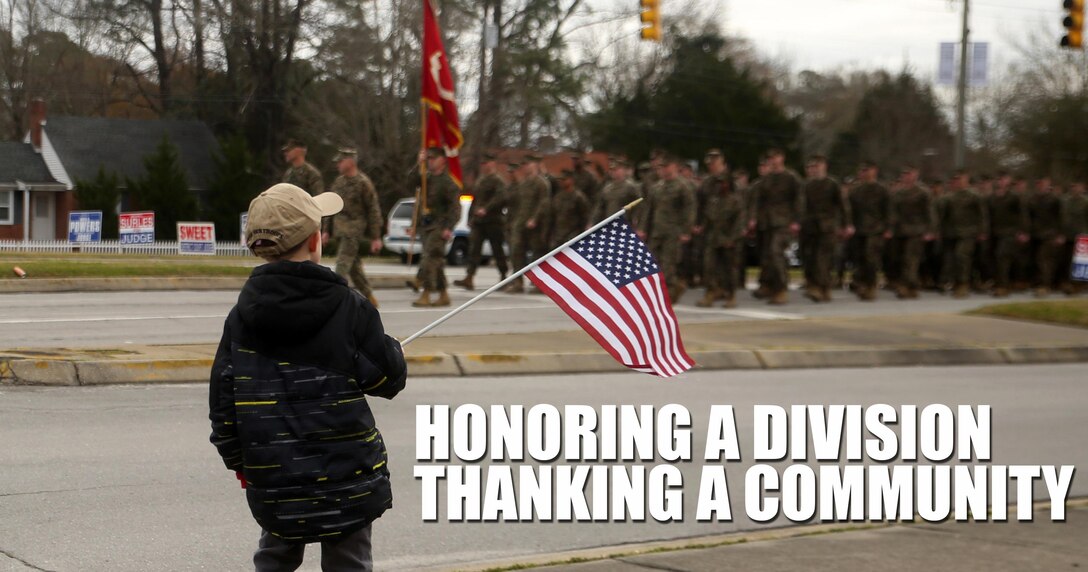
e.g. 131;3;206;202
526;217;695;378
422;0;464;187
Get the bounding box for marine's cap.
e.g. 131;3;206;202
281;138;306;152
426;146;447;159
246;184;343;258
637;161;653;171
704;148;723;158
333;147;357;162
481;152;498;162
526;153;544;162
507;161;522;169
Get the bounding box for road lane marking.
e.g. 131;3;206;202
674;306;804;320
0;304;560;324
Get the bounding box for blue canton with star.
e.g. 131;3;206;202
571;217;660;288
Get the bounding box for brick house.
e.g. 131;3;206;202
0;100;219;241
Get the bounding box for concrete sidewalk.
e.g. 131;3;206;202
448;503;1087;572
2;313;1088;385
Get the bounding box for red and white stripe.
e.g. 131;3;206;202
527;250;694;378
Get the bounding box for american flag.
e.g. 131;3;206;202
526;217;695;378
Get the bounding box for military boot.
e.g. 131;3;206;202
503;278;525;294
820;287;833;303
858;286;877;301
722;291;738;308
803;286;821;303
752;285;771;299
412;290;433;307
953;284;970;299
696;289;721;307
453;276;475;291
1034;287;1049;298
432;290;451;307
668;282;687;305
895;285;912;300
992;287;1008;298
768;290;789;305
405;277;421;293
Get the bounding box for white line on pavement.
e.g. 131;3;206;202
0;304;559;324
674;306;804;320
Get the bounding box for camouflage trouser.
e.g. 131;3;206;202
853;234;884;289
509;223;545;273
650;234;683;293
466;223;508;277
703;243;739;295
942;237;976;286
992;235;1021;288
894;235;925;290
418;226;448;291
681;235;704;285
334;236;372;298
759;228;792;293
801;232;836;290
1035;239;1063;289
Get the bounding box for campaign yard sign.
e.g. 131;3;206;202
119;211;155;245
1073;235;1088;282
68;211;103;243
177;222;216;255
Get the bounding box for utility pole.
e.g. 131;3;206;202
954;0;969;169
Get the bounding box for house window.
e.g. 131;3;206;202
0;190;13;224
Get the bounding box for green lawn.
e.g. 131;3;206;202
969;298;1088;329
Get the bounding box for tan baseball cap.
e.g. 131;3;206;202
246;183;343;257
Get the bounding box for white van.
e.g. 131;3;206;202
383;196;504;265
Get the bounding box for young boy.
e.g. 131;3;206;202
210;183;407;571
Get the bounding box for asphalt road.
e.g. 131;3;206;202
0;365;1084;571
0;262;1055;348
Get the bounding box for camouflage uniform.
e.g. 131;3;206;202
800;176;849;296
418;171;461;292
752;171;802;296
508;175;551;286
641;177;696;298
889;184;933;293
848;182;892;294
700;179;746;303
573;166;601;210
329;172;383;298
550;189;591;247
283;162;325;196
1030;192;1065;291
938;187;988;290
988;191;1029;291
595;177;642;227
465;172;508;278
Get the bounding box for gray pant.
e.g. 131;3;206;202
254;525;373;572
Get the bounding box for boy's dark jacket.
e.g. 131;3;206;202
209;261;407;543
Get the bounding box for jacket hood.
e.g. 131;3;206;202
237;261;348;344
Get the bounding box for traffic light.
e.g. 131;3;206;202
1062;0;1084;49
639;0;661;42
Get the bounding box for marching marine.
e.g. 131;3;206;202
325;147;383;306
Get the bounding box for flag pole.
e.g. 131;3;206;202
408;101;429;267
401;198;644;347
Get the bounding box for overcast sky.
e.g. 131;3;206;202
720;0;1061;80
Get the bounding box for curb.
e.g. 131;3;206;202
3;345;1088;386
0;274;415;294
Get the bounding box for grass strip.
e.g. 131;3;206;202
968;298;1088;329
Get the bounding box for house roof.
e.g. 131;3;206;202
44;116;220;189
0;142;62;186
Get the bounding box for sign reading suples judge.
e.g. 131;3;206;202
414;404;1075;523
